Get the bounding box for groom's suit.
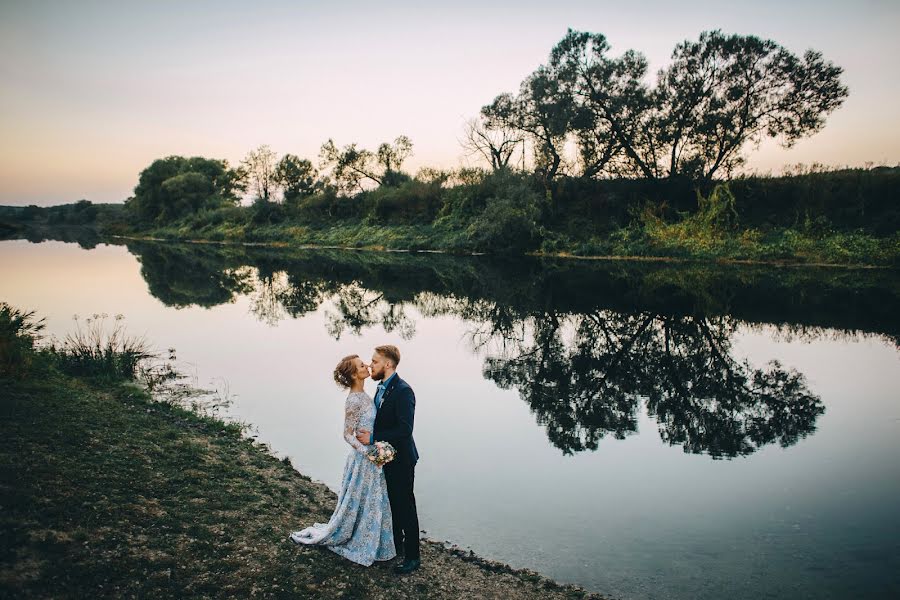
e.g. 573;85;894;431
373;374;420;561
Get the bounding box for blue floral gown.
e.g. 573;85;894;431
290;391;396;566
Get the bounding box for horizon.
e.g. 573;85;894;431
2;0;898;206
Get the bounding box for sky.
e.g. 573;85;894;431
1;0;898;206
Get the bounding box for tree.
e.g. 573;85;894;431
319;139;382;194
653;30;849;180
483;28;848;183
482;66;573;184
548;29;659;179
460;116;523;171
275;154;319;202
483;309;824;457
376;135;413;175
241;145;279;202
319;136;415;194
127;156;240;223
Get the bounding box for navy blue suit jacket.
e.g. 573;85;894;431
373;374;419;466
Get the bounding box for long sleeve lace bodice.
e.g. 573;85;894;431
343;391;374;455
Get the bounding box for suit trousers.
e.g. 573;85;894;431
384;461;419;560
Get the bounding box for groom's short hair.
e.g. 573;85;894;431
375;344;400;367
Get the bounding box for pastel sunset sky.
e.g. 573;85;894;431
1;0;898;205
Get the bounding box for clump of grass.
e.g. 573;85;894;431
0;301;48;378
640;184;739;255
48;313;154;382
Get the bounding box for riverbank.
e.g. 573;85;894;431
120;218;896;268
3;166;899;267
0;362;603;598
109;231;898;270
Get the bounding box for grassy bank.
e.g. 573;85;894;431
3;167;898;267
134;218;900;268
0;305;602;599
116;166;900;267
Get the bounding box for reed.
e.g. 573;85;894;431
48;312;154;382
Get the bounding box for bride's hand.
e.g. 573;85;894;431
356;428;371;445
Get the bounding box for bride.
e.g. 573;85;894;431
289;355;396;566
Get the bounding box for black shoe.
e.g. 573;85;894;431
392;558;421;574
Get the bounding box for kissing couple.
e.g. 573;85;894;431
290;344;421;575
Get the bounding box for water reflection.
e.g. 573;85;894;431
134;243;255;308
482;312;823;456
96;239;900;456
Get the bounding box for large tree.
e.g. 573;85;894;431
653;30;849;180
126;156;241;223
549;30;655;179
486;28;848;183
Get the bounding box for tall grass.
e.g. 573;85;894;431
48;312;154;382
0;302;47;378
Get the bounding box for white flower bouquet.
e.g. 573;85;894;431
366;441;396;467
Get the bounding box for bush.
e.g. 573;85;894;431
249;199;286;225
293;188;367;223
465;175;544;254
48;313;154;382
0;303;47;378
368;180;444;224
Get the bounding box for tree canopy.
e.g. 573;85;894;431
126;156;242;223
478;29;848;183
320;136;414;194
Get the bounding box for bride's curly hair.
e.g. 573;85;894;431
333;354;359;389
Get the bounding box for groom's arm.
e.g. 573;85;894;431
372;386;415;445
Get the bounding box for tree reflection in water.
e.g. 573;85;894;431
324;284;416;341
480;311;823;457
116;241;900;459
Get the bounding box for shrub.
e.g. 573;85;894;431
465;175;544;254
48;313;154;382
0;302;47;378
368;180;444;224
249;199;286;225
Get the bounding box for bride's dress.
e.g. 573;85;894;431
289;390;396;566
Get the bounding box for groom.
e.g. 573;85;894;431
357;344;421;574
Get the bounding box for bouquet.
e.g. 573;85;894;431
366;441;396;467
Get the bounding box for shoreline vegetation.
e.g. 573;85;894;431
110;232;894;270
0;165;897;269
0;303;604;599
3;30;898;267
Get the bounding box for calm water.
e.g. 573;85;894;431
2;237;898;599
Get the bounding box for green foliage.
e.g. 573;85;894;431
693;184;739;232
48;313;154;382
0;302;47;378
44;200;99;226
483;28;848;182
250;197;287;225
366;178;443;224
126;156;241;224
319;136;413;194
291;187;366;223
107;163;897;265
728;166;900;234
276;154;319;202
465;175;544;254
438;168;531;224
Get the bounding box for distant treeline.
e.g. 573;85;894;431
2;29;898;264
